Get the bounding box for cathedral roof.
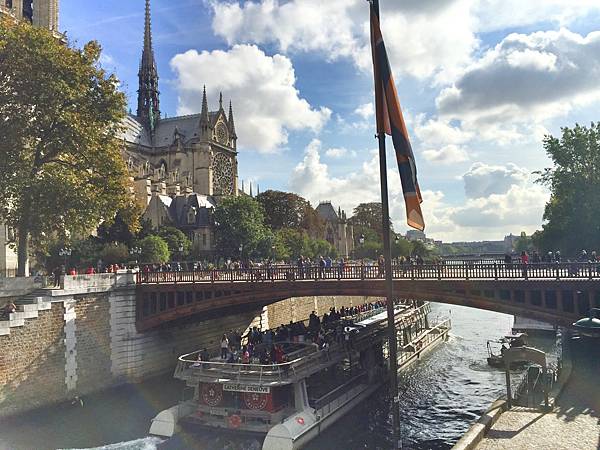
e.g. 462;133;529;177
316;202;339;222
168;194;216;228
121;110;224;150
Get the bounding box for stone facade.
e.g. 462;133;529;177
315;201;355;258
265;295;380;329
0;0;59;31
0;303;66;416
74;295;113;393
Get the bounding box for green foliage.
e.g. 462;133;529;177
0;19;130;275
100;242;130;265
214;196;271;259
515;232;534;253
535;123;600;254
97;205;144;246
157;226;192;259
271;228;337;260
350;203;392;239
392;237;412;259
139;235;170;264
256;190;323;234
354;240;383;260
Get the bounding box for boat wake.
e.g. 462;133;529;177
60;436;165;450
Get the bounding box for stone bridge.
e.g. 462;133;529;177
135;263;600;331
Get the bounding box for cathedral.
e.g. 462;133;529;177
120;0;241;255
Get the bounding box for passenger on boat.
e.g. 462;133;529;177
200;348;210;362
220;334;229;359
241;346;250;364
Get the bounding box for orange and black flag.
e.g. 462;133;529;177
370;4;425;231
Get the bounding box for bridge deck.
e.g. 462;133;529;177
134;263;600;331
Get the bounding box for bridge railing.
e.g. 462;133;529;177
136;262;600;284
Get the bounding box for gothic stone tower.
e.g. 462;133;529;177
0;0;59;31
121;0;239;200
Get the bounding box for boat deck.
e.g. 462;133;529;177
174;303;433;387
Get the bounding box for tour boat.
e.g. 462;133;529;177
149;302;451;450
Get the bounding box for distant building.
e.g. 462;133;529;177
504;234;519;253
143;188;217;258
406;230;426;242
315;202;354;258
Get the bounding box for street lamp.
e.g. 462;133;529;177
239;243;243;259
358;234;365;245
59;247;72;269
130;246;142;264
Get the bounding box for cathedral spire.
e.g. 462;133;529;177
137;0;160;134
200;85;210;125
219;92;223;110
228;100;237;138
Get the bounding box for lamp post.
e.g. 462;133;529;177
239;243;243;260
130;246;142;265
59;247;72;270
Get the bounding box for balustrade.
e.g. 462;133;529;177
136;262;600;285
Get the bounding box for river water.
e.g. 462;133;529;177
0;304;560;450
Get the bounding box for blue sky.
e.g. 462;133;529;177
61;0;600;242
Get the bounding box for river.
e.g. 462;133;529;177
0;304;560;450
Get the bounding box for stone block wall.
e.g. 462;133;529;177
0;303;66;416
74;295;113;394
265;295;380;329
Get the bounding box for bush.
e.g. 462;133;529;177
139;235;170;264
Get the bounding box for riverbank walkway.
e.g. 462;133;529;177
475;367;599;450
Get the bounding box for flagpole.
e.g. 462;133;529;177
371;0;402;447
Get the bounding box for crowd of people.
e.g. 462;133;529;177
194;300;394;367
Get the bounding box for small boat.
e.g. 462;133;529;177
486;333;529;369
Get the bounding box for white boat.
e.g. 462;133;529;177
150;302;451;450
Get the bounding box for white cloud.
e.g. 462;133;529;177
289;141;547;241
437;29;600;133
422;145;469;164
354;103;374;120
170;44;331;152
324;147;355;159
210;0;476;80
462;162;529;198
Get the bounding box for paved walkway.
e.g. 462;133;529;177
476;343;599;450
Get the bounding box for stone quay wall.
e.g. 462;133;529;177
0;273;378;418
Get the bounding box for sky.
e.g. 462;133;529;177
60;0;600;242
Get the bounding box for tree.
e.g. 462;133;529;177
213;196;271;259
97;204;144;247
535;123;600;254
139;235;170;264
256;190;324;235
100;242;130;265
0;19;131;275
157;226;191;260
350;203;392;240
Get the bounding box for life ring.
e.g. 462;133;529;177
228;414;242;428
